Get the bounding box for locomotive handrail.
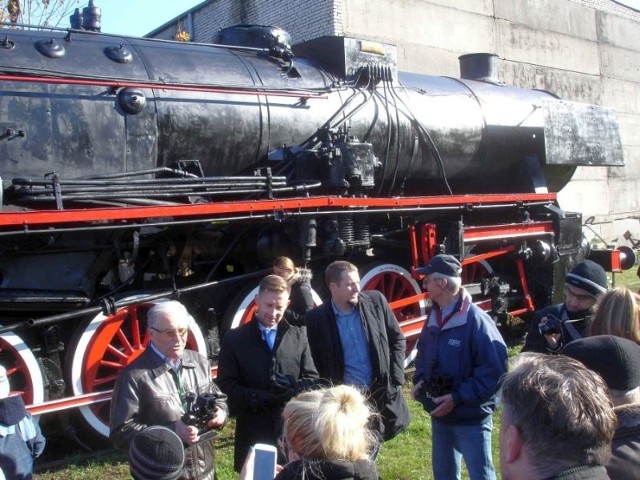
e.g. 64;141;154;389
0;269;269;335
0;73;331;99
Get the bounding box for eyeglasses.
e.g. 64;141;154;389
150;327;189;337
564;287;595;303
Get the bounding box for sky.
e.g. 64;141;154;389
75;0;204;37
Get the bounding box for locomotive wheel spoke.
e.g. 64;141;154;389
0;331;45;407
361;263;426;367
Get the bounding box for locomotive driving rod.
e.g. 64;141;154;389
0;269;270;335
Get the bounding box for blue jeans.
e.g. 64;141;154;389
431;417;496;480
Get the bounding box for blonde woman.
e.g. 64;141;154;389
273;256;314;325
276;385;378;480
590;286;640;344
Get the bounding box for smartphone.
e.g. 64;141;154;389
252;443;278;480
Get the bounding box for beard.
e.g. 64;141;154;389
566;306;595;319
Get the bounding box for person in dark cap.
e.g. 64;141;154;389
522;259;608;353
129;426;185;480
563;335;640;480
411;254;508;480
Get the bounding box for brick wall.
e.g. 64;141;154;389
151;0;343;44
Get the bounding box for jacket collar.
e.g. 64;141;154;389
614;402;640;433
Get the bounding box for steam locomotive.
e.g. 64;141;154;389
0;22;631;443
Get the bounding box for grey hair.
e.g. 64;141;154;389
431;272;461;293
147;300;190;329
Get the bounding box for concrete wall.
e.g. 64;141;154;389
149;0;640;245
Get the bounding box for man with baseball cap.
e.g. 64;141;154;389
522;259;608;353
411;254;508;480
563;335;640;480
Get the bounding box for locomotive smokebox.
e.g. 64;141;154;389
459;53;500;84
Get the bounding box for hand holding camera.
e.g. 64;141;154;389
538;314;562;336
181;391;225;434
538;314;563;350
414;375;453;414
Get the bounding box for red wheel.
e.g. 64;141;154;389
461;259;494;311
0;330;44;406
69;297;207;439
361;263;426;367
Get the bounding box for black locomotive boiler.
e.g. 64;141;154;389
0;23;630;443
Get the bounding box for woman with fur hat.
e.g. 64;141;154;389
273;256;315;326
0;365;46;479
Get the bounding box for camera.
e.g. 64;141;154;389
417;375;453;413
538;314;562;336
181;391;224;433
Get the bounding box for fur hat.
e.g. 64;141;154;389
562;335;640;391
565;260;608;298
0;365;9;399
129;426;185;480
416;254;462;278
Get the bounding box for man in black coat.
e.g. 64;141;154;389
305;260;410;442
217;274;319;472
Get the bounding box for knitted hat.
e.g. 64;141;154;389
129;426;185;480
416;254;462;278
565;260;608;298
562;335;640;391
0;366;9;399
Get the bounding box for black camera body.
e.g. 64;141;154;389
417;375;453;413
538;314;563;336
181;391;223;433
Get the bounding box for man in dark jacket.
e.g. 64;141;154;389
563;335;640;480
305;260;410;442
500;353;616;480
217;274;319;472
412;254;507;480
522;260;608;353
110;300;228;480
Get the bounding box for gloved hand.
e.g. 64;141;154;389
270;373;297;394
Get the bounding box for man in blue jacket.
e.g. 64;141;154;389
412;254;507;480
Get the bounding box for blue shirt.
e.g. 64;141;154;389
332;301;373;387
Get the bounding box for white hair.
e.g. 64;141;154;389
147;300;190;329
431;272;461;293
